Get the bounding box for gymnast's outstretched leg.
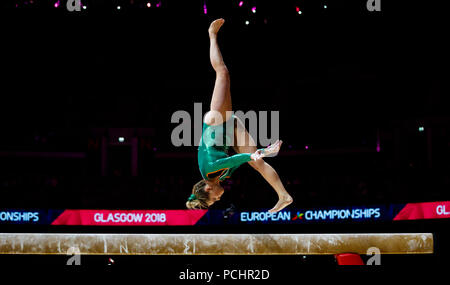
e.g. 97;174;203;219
233;117;293;213
204;18;232;125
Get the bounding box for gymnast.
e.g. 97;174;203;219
186;19;293;213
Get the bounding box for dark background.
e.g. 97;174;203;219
0;0;448;211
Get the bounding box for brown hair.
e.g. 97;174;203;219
186;180;210;209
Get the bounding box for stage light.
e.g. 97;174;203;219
419;126;424;132
305;145;309;150
324;5;327;9
245;20;249;25
203;2;207;14
296;7;302;14
54;0;60;8
118;137;125;143
117;5;121;10
156;1;161;7
147;2;151;7
82;5;87;9
251;6;256;13
239;1;243;7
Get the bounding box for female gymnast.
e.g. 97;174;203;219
186;19;293;213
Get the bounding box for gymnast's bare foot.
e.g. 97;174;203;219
209;18;225;38
268;194;293;213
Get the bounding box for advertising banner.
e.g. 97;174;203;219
1;201;449;226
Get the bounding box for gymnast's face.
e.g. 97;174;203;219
205;181;224;206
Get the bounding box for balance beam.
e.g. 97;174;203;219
0;233;433;255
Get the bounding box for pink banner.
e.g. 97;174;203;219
394;201;450;220
51;209;208;226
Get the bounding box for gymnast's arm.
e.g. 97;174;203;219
209;151;262;170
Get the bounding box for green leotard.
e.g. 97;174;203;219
198;115;252;181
